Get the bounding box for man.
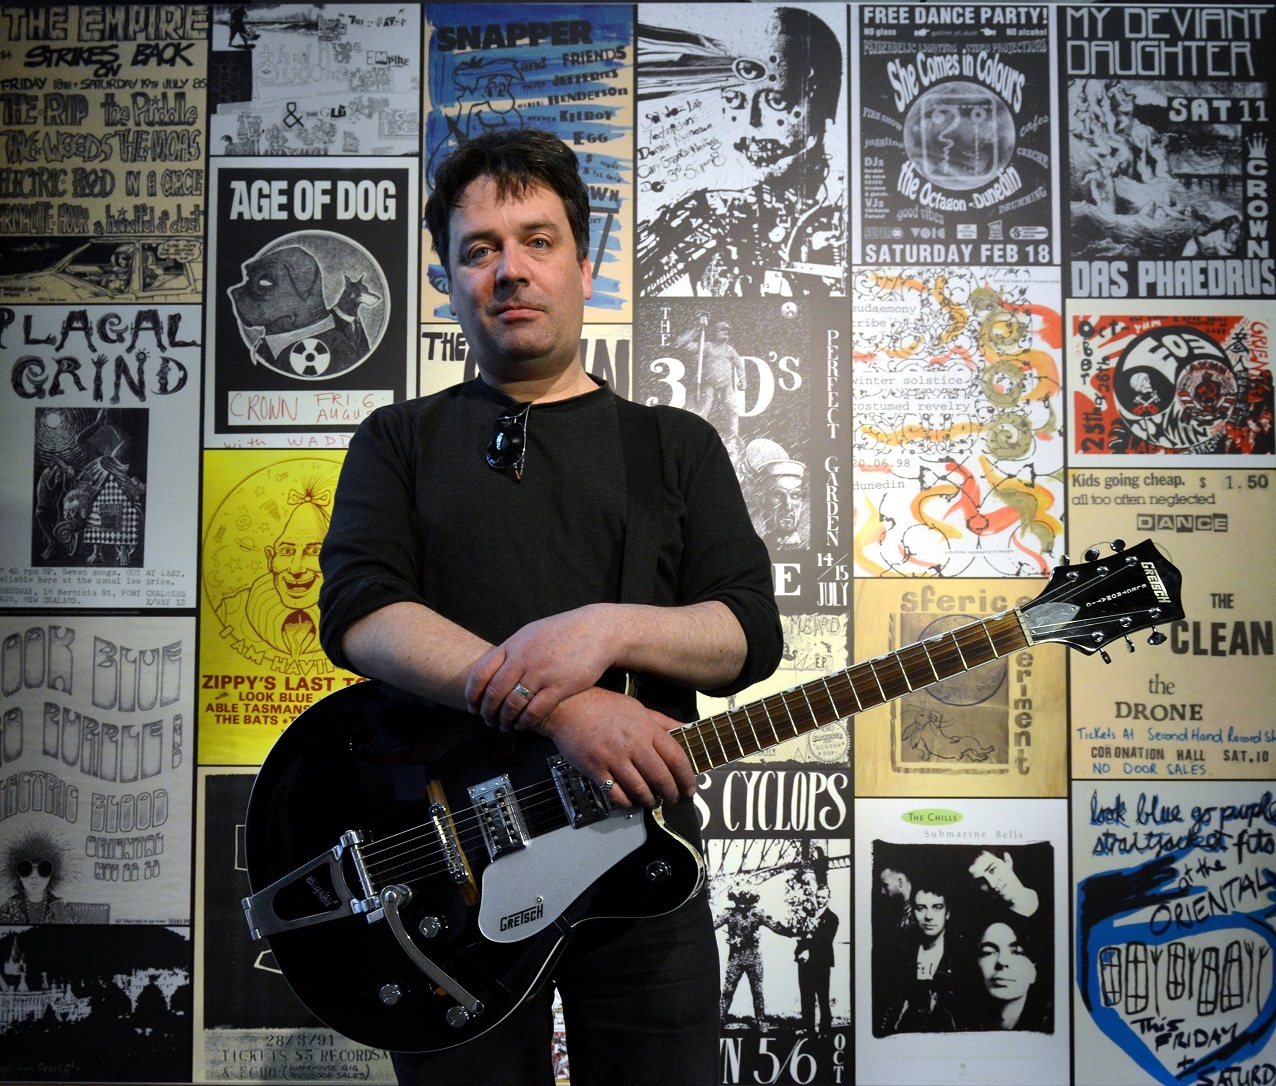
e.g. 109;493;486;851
968;849;1039;918
879;881;961;1034
794;884;839;1037
973;918;1048;1031
317;128;782;1085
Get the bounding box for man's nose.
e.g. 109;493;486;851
496;245;529;284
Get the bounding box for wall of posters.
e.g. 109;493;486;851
0;4;1273;1086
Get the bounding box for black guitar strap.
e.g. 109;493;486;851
613;397;663;605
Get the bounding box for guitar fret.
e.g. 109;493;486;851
798;685;819;729
770;695;790;744
920;639;942;682
759;700;781;748
741;702;762;755
866;659;888;701
977;618;998;655
948;629;969;668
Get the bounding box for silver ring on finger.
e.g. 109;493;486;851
512;682;534;702
599;779;615;792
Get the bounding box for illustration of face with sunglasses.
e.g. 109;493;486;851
16;857;55;900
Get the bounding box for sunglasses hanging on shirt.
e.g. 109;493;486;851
486;400;532;480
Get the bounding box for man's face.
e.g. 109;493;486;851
446;177;591;383
766;473;804;533
978;922;1037;1001
969;851;1015;903
267;512;325;610
879;868;908;900
913;890;949;939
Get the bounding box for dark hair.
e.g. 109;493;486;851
424;128;591;268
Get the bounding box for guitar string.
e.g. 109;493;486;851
358;592;1156;886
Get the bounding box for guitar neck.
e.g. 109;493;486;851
675;609;1031;774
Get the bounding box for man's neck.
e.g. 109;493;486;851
480;361;600;403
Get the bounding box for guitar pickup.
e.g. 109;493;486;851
548;755;613;826
468;775;528;861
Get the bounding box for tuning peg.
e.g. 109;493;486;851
1112;538;1126;552
1124;636;1135;653
1148;630;1167;646
1060;554;1070;566
1084;547;1101;562
1100;649;1112;663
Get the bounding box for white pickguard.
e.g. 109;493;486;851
476;809;647;943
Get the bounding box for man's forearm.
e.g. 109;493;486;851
340;600;492;711
607;599;748;691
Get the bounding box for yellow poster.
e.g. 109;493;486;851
199;449;360;765
854;577;1067;797
1068;467;1275;779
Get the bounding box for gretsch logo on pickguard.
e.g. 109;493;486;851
500;900;545;932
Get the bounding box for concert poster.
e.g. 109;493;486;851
1072;781;1276;1086
198;450;361;767
0;304;201;609
419;323;635;399
193;769;396;1084
699;762;852;1085
698;611;853;770
208;3;421;157
852;3;1057;269
635;297;851;616
0;5;208;305
634;3;847;300
1068;468;1276;782
855;797;1068;1085
422;3;634;321
852;576;1067;798
850;265;1065;579
1066;301;1275;465
204;157;417;446
1060;4;1275;301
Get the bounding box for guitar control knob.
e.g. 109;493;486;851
380;983;404;1006
419;916;444;939
646;860;672;883
446;1005;472;1029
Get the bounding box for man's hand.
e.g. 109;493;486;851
465;605;617;731
533;686;697;809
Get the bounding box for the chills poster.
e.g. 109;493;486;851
635;298;851;616
0;613;195;1084
422;3;634;320
635;4;848;299
852;4;1058;268
1062;5;1275;300
850;266;1066;579
1073;781;1276;1086
1067;301;1275;464
204;157;417;446
856;797;1069;1085
199;450;361;766
0;5;208;305
0;305;201;610
208;3;421;158
699;762;852;1085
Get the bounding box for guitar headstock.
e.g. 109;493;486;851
1021;539;1184;656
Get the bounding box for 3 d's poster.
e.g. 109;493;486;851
208;3;422;158
423;3;635;320
204;157;417;447
198;450;360;765
1067;301;1274;465
0;305;201;609
0;5;208;305
853;3;1058;268
851;265;1065;579
635;3;848;299
1072;781;1276;1086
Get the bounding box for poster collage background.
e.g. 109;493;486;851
0;3;1273;1084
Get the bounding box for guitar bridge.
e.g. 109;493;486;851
548;755;613;826
468;775;528;861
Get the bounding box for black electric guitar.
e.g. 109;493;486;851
241;539;1182;1052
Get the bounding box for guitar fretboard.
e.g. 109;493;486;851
676;609;1030;773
